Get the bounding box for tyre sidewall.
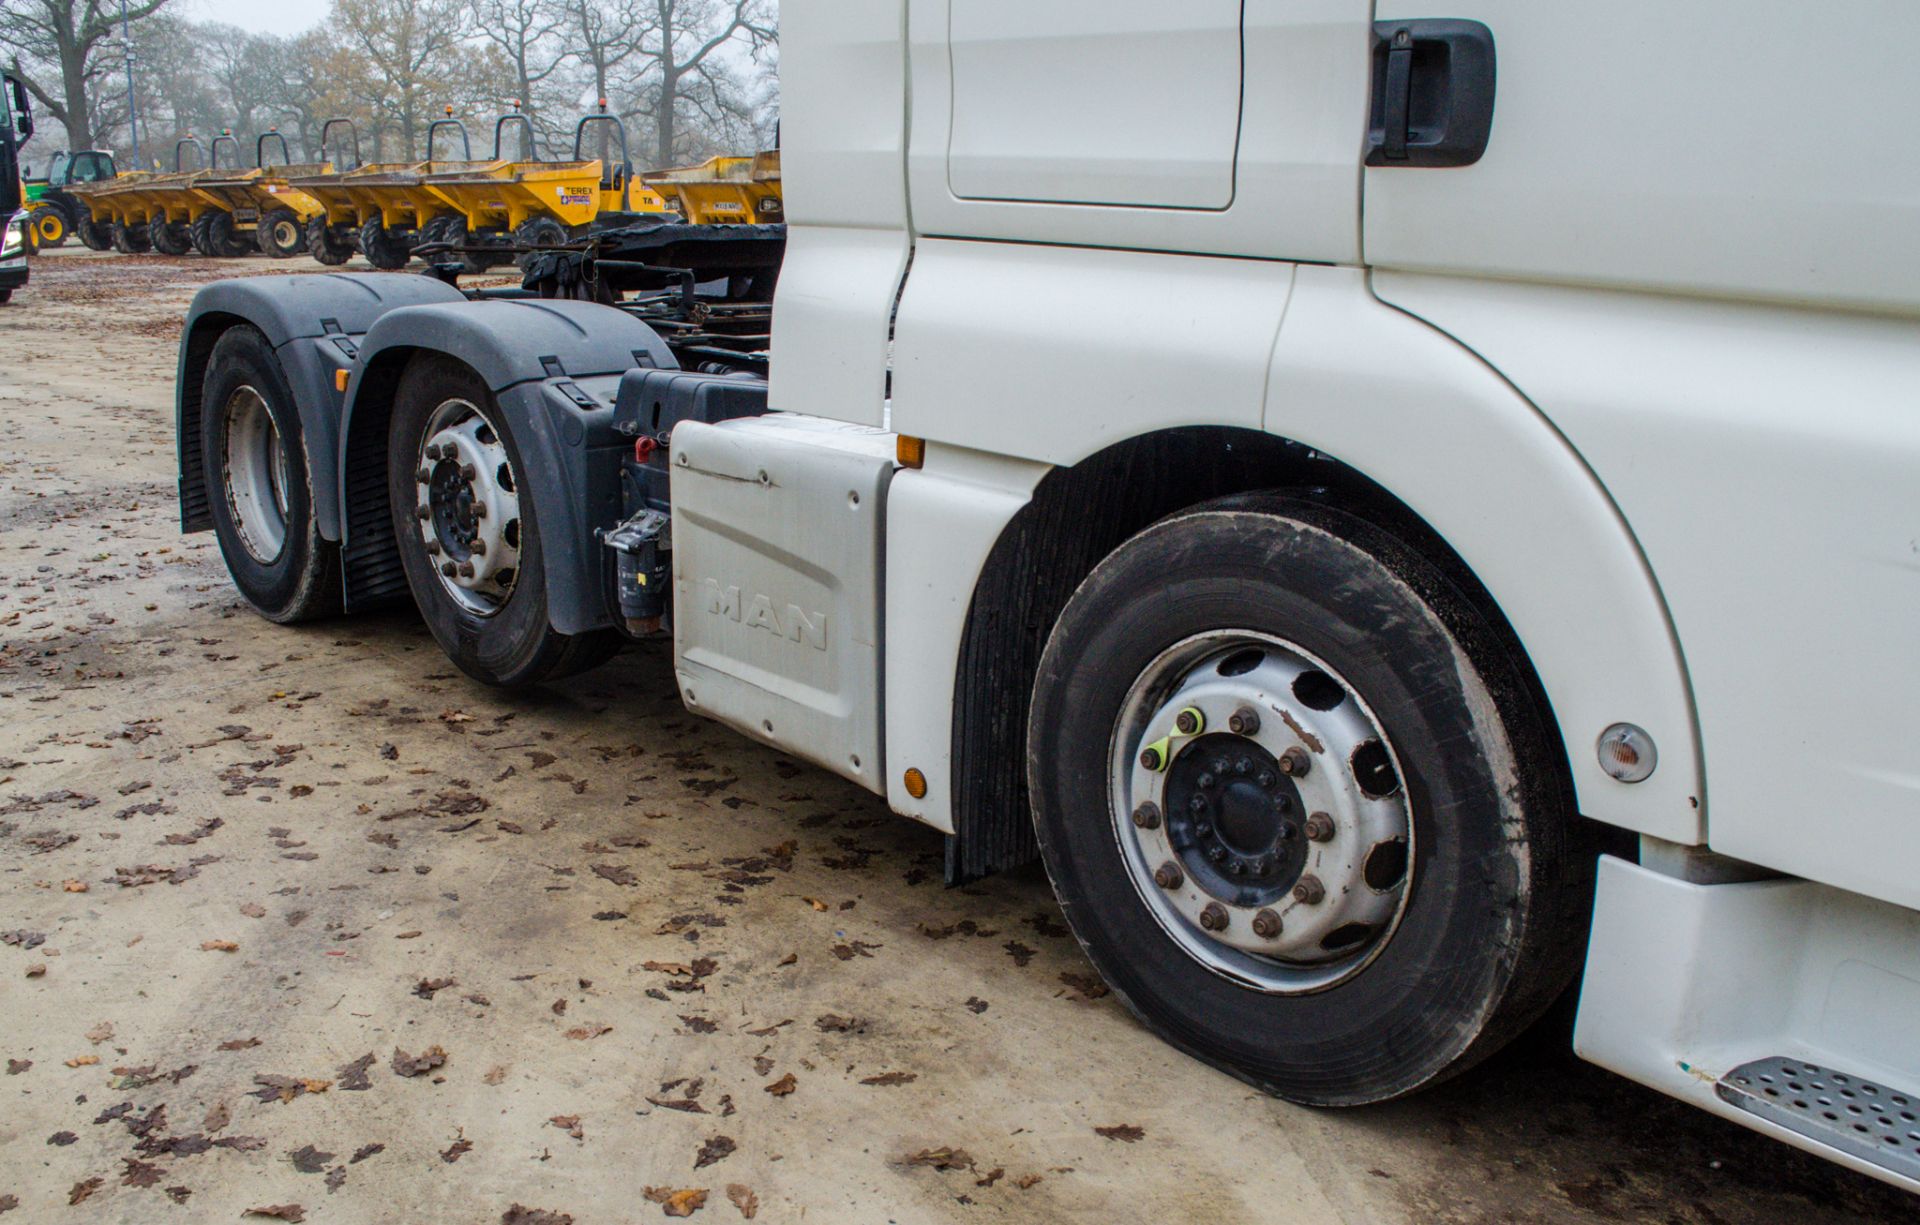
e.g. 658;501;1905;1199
386;358;565;686
1029;502;1548;1105
201;327;328;621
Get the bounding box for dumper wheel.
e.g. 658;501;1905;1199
512;215;568;270
306;216;354;266
28;204;68;250
359;217;412;270
200;325;342;623
387;353;620;688
150;218;193;256
111;220;151;254
1026;494;1594;1107
193;210;253;258
257;208;304;259
77;217;112;251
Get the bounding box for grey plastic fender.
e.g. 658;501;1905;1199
338;298;677;629
177;273;466;538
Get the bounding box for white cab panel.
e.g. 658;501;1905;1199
947;0;1241;209
767;0;910;428
671;415;898;795
1376;271;1920;907
1266;267;1701;841
1366;0;1920;314
1576;856;1920;1194
890;238;1293;459
909;0;1371;263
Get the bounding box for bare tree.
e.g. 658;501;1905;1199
559;0;644;162
332;0;467;158
469;0;567;152
623;0;771;167
1;0;173;150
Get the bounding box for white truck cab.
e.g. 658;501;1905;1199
179;0;1920;1193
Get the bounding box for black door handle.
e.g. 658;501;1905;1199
1366;19;1496;168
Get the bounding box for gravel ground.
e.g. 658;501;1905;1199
0;246;1913;1224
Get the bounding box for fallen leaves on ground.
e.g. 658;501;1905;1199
763;1073;796;1097
904;1147;973;1171
693;1135;735;1169
813;1014;866;1034
391;1046;447;1076
549;1115;584;1141
289;1144;335;1173
644;1186;708;1217
1095;1124;1145;1143
200;939;239;952
564;1024;611;1041
64;1055;99;1068
69;1177;104;1204
337;1053;376;1090
441;1133;473;1163
244;1205;306;1222
502;1208;573;1225
724;1185;758;1219
860;1071;916;1087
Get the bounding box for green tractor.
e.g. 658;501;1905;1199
25;148;118;250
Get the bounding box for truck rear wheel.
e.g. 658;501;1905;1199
77;217;112;251
257;208;304;258
200;325;342;623
192;210;253;258
150;218;193;256
110;220;151;254
359;217;412;270
306;217;354;266
386;355;619;687
1026;495;1592;1106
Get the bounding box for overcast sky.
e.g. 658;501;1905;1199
182;0;329;39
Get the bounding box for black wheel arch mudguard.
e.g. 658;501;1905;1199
338;297;677;631
176;273;467;540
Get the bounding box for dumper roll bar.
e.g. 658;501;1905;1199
320;118;361;171
493;110;544;162
174;137;207;173
427;117;472;162
257;130;291;168
573;102;632;211
210;132;242;171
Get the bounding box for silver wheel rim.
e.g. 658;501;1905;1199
1108;631;1414;995
222;385;291;564
412;397;522;616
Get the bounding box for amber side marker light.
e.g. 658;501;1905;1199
896;435;925;469
903;768;928;799
334;368;350;392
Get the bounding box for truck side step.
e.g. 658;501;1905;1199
1716;1056;1920;1180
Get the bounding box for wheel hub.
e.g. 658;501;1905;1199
221;385;291;564
1112;632;1414;994
414;399;521;615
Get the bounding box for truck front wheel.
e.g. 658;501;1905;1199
1026;494;1593;1106
386;355;619;687
200;326;342;623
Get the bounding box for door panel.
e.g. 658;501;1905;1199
948;0;1242;209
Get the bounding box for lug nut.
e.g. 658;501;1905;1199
1252;908;1282;939
1256;770;1275;789
1188;795;1207;814
1194;822;1212;837
1153;862;1183;890
1277;822;1297;842
1199;902;1229;932
1174;706;1204;735
1251;856;1270;874
1226;860;1244;877
416;466;432;482
1131;801;1161;830
1205;845;1226;863
425;540;441;556
460;462;477;481
470;539;486;556
1304;812;1335;842
470;503;486;520
1139;740;1168;771
415;503;431;521
1274;794;1294;814
1235;757;1252;776
1293;874;1326;905
456;561;475;578
1228;706;1261;736
1279;747;1311;778
439;561;455;577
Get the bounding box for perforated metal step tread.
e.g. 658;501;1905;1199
1717;1056;1920;1180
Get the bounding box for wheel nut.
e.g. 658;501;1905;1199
425;540;441;556
1174;706;1204;735
1256;771;1275;789
1131;801;1161;830
1293;874;1326;905
1153;862;1183;890
439;561;456;577
1199;902;1229;932
456;561;475;578
1226;860;1244;877
415;504;431;521
1205;845;1226;863
1304;812;1335;842
1279;747;1312;778
460;462;477;481
1252;909;1282;939
416;467;432;482
1139;740;1167;771
1188;795;1207;814
470;503;486;520
470;539;486;556
1228;706;1261;736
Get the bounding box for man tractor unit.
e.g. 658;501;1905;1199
1;71;33;302
173;2;1920;1193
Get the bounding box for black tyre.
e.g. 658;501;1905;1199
192;210;252;258
111;220;151;253
150;217;193;256
512;215;568;270
77;217;112;251
359;216;412;270
387;354;619;687
0;289;11;304
257;208;304;258
199;325;341;623
28;204;67;249
305;216;354;266
1027;495;1592;1106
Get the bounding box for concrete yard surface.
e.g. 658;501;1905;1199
0;249;1913;1223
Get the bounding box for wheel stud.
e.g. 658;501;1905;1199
1228;706;1261;736
1277;822;1296;842
1174;706;1204;735
1153;862;1183;890
1195;822;1212;837
1131;801;1161;830
1304;812;1335;842
1199;903;1229;932
1226;860;1245;877
1293;874;1326;905
1234;757;1251;775
1252;909;1282;939
1256;770;1275;789
1274;795;1294;814
1188;795;1207;814
1279;747;1311;778
1205;845;1225;863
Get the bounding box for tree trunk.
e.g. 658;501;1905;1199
58;37;94;150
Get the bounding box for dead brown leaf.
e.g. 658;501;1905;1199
244;1205;306;1221
860;1071;917;1087
201;939;239;952
564;1024;611;1041
763;1073;796;1097
85;1021;114;1044
643;1187;709;1217
904;1147;973;1171
391;1046;447;1077
725;1184;758;1219
69;1177;104;1205
694;1135;736;1169
1094;1124;1145;1143
64;1055;99;1068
